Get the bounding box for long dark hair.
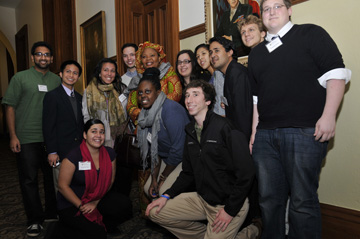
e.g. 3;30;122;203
194;44;213;82
175;50;207;87
93;58;126;93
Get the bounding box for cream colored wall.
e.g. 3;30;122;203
16;0;43;65
291;0;360;211
180;33;206;51
179;0;205;31
179;0;360;211
0;6;16;49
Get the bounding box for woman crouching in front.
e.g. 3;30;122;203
57;119;132;238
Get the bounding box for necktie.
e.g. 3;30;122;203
70;91;75;97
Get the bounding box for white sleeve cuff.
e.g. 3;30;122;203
253;95;258;104
318;68;351;88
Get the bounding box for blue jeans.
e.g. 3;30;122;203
252;128;328;239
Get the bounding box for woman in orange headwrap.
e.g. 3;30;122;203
126;41;182;124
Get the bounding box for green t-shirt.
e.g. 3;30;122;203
2;66;61;144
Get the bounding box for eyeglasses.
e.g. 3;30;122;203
263;4;285;14
33;52;51;57
177;60;191;65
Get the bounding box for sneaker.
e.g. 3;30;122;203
27;224;43;237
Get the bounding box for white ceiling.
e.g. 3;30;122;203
0;0;22;8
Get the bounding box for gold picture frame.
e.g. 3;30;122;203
80;11;107;86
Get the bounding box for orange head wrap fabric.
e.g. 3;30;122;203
135;41;167;74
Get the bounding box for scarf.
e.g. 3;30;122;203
126;62;172;94
85;79;127;139
137;91;167;172
76;140;112;228
135;41;167;74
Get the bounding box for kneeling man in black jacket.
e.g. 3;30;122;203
146;79;255;239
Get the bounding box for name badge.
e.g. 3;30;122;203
119;94;127;103
79;161;91;170
147;132;152;143
266;37;283;53
221;96;228;106
38;85;48;92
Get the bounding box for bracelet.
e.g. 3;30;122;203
78;203;82;209
161;194;170;200
159;173;168;181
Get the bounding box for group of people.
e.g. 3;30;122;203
1;0;351;238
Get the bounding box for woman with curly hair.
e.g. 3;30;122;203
126;41;182;125
82;58;127;147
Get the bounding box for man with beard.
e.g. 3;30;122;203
121;43;138;87
2;41;60;237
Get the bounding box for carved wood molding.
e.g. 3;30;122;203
291;0;308;5
179;23;206;40
141;0;155;5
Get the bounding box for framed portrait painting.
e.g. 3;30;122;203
80;11;107;85
205;0;309;42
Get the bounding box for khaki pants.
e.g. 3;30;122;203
144;161;182;197
149;192;249;239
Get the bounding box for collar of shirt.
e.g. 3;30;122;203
62;84;74;97
230;3;239;20
265;21;294;42
126;69;138;78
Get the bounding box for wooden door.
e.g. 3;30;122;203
115;0;179;74
15;25;29;72
42;0;76;74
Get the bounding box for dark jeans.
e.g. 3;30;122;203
58;191;132;239
252;128;328;239
16;142;57;225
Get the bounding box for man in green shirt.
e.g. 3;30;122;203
2;41;60;237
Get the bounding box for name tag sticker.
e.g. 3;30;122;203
147;132;152;143
79;161;91;170
119;94;127;103
38;85;48;92
266;37;283;53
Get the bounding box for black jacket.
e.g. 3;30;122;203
43;85;84;160
224;59;253;141
165;111;255;217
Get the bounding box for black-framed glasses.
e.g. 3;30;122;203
34;52;51;57
177;60;191;65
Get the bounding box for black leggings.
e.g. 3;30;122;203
58;191;132;239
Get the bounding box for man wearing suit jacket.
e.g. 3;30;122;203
215;0;253;56
43;60;84;193
209;36;262;239
209;36;253;141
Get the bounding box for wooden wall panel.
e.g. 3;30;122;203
321;203;360;239
115;0;179;71
42;0;76;74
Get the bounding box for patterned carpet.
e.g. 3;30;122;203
0;138;176;239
